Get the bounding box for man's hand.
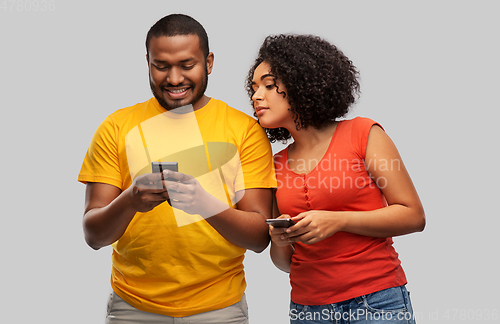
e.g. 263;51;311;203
129;172;171;212
83;172;171;250
159;170;272;252
162;170;230;218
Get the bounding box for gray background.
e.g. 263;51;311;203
1;0;499;323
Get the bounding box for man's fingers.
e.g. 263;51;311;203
162;170;193;182
134;172;165;190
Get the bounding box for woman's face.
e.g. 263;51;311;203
251;62;294;129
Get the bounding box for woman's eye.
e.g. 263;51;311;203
265;84;275;90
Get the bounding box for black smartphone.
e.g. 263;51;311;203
151;162;178;173
265;218;296;228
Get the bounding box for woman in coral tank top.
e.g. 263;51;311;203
246;34;425;324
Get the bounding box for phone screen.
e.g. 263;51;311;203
265;218;296;228
151;162;178;173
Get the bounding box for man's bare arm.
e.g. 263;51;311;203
204;188;273;253
164;170;273;252
83;173;170;250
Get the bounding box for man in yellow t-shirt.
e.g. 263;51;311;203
78;14;276;323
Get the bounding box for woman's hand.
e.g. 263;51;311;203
283;211;345;244
269;214;297;247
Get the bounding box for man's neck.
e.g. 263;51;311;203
192;95;211;111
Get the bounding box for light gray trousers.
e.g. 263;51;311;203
105;291;249;324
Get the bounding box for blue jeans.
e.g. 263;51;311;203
290;285;416;324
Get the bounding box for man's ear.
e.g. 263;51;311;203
206;52;214;75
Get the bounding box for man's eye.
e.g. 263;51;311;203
182;65;195;70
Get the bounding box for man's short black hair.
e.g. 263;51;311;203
146;14;209;58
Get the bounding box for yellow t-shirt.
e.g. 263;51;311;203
78;98;276;317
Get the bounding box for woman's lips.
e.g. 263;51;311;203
255;106;269;116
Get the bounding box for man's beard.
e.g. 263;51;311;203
150;68;209;111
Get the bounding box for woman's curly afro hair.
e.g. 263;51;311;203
246;34;360;143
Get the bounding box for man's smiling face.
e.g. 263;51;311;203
147;34;213;111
